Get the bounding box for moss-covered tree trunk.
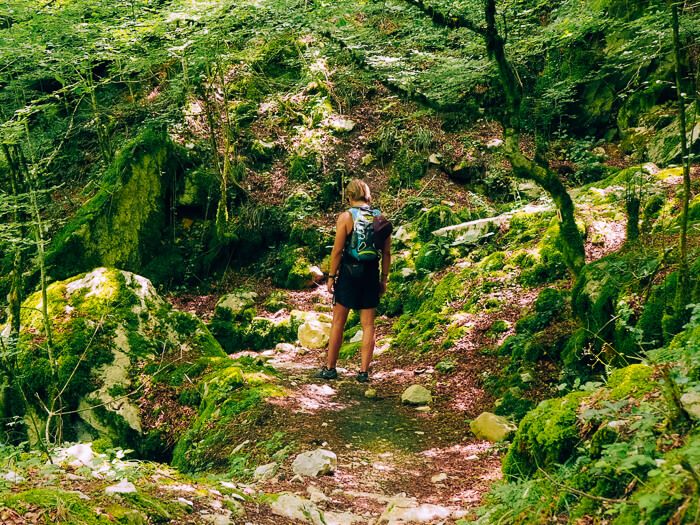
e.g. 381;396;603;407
671;1;692;319
403;0;586;275
1;143;25;338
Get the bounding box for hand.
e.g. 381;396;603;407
327;278;335;294
379;280;387;296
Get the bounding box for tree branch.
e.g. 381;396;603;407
402;0;487;35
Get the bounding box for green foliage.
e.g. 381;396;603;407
415;205;460;242
389;146;428;189
414;237;453;272
499;288;572;363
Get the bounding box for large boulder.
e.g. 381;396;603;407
470;412;517;442
5;267;225;457
292;449;337;477
298;319;332;349
46;128;181;282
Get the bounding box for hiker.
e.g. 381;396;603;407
317;179;391;383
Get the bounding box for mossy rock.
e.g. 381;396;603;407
171;358;284;473
503;391;588;480
210;314;298;354
606;364;655;400
177;167;217;211
9;268;225;457
271;246;316;290
46;127;181;282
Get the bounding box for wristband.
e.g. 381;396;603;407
327;274;336;279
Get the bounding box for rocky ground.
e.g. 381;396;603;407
196;280;504;524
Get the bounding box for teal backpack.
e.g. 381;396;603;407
346;206;381;261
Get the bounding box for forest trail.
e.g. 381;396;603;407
216;286;504;525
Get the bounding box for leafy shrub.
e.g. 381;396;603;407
414;238;453;272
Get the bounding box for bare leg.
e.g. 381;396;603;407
326;302;350;369
359;308;376;373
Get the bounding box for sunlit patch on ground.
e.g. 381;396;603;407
267;382;352;413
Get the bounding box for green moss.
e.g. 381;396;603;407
288;153;321;181
414;241;452;272
271;245;314;290
2;488;109;524
393;271;465;353
47;127;179;281
606;364;655;400
488;319;511;334
389;146;427;189
339;341;361;360
494;389;535;421
503;391;588;480
479;251;506;271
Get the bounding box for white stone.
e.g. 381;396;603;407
430;473;447;483
253;462;278;482
270;493;324;525
428;153;442;165
400;267;416;279
307;485;329;503
201;514;233;525
105;479;137;495
520;372;534;383
379;496;453;524
310;266;325;283
681;392;700;420
53;443;95;468
298;319;332;349
324;511;364;525
486;138;503;148
3;471;24;483
292;449;337;477
433;216;502;245
393;225;416;246
401;385;432;406
470;412;517;442
328;117;356;133
350;330;364;343
275;342;296;353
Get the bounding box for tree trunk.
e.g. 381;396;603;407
402;0;586;275
671;2;692;319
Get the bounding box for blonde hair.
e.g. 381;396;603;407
346;179;371;203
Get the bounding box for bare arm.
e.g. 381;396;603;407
327;212;352;292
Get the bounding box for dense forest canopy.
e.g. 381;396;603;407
0;0;699;524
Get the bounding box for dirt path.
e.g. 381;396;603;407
224;287;504;525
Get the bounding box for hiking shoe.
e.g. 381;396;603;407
316;367;338;380
356;371;369;383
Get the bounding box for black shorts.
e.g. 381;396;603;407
333;258;380;310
